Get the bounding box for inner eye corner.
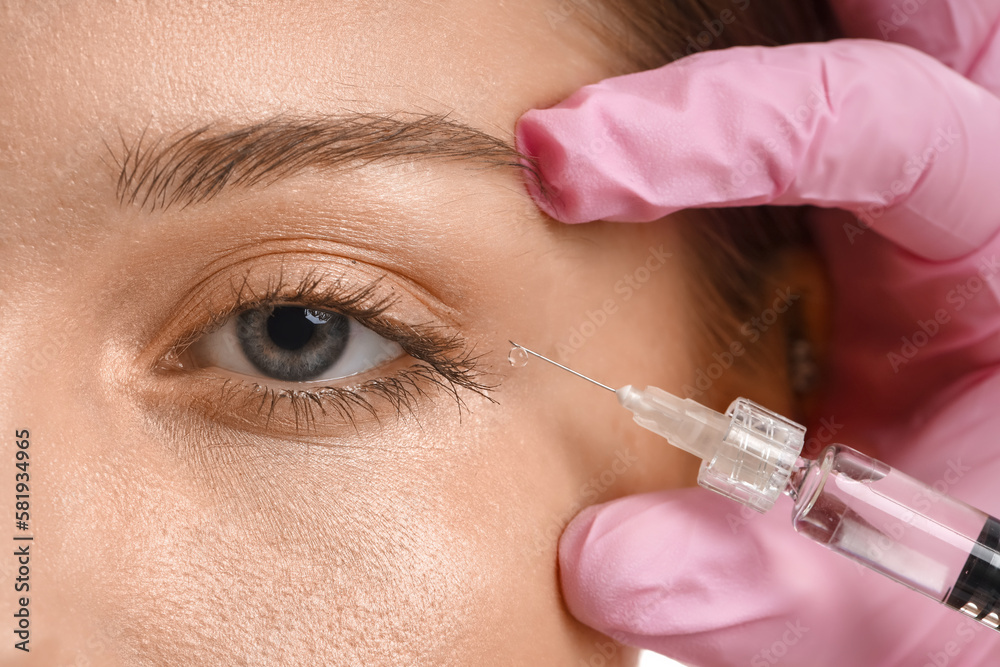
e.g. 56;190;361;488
153;274;479;431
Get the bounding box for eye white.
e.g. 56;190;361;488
189;312;404;382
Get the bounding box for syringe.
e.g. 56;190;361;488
509;342;1000;631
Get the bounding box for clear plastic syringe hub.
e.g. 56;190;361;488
616;385;805;513
507;343;1000;631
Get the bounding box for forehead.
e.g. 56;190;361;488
0;1;611;143
0;1;617;257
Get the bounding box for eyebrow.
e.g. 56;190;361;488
110;113;530;212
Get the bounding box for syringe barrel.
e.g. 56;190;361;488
791;445;1000;631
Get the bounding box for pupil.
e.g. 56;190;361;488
267;307;317;350
235;305;350;382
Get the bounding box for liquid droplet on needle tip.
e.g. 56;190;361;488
508;344;530;367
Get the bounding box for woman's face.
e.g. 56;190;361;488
1;2;706;664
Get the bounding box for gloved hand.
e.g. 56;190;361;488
516;2;1000;664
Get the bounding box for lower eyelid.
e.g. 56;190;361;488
146;326;492;437
150;359;463;437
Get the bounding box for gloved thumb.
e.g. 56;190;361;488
559;488;861;666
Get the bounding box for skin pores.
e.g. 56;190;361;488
0;2;723;664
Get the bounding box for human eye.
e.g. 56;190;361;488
187;305;404;384
150;265;493;435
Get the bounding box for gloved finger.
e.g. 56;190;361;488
516;39;1000;261
807;210;1000;443
559;480;1000;666
558;489;864;666
831;0;1000;92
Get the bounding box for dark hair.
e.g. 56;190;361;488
583;0;835;71
577;0;839;401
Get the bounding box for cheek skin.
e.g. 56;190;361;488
0;1;707;666
2;202;702;664
497;215;705;500
8;218;700;665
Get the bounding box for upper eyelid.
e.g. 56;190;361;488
193;272;400;343
149;262;471;383
201;241;463;321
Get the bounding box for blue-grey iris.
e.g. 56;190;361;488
237;306;350;382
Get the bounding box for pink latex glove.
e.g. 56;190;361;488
516;3;1000;665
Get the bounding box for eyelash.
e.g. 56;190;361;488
161;268;494;432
